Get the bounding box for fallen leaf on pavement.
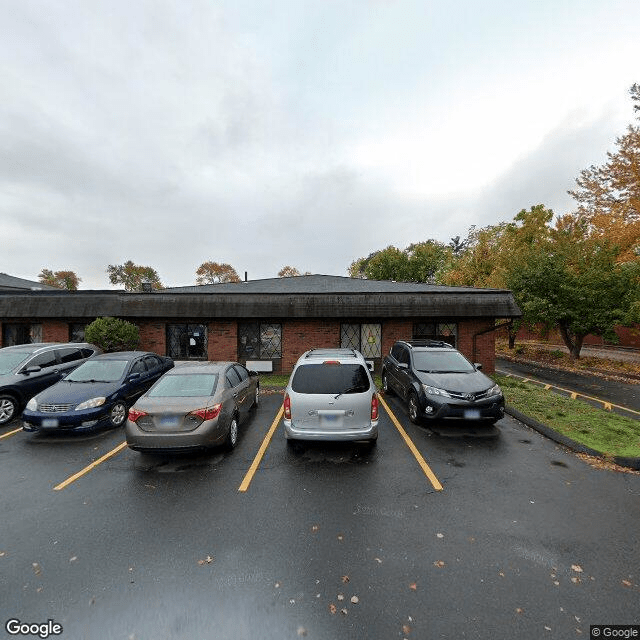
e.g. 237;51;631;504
409;583;417;591
622;579;632;587
197;556;214;565
341;575;350;583
571;565;583;573
433;561;445;568
351;596;359;604
32;563;41;576
329;604;337;615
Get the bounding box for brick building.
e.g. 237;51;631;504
0;275;521;374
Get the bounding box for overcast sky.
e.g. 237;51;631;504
1;0;639;289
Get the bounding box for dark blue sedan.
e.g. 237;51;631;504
22;352;174;433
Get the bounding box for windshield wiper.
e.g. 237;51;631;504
334;385;366;399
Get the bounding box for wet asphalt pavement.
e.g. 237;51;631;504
1;391;639;640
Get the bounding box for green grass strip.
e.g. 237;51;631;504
495;375;640;458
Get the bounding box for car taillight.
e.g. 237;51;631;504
128;408;147;423
283;394;291;420
190;404;222;421
371;394;379;421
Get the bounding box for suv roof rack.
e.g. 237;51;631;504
404;340;453;349
305;348;359;359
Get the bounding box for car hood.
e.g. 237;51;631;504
133;396;215;414
415;370;494;393
34;380;124;405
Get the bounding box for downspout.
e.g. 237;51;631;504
472;320;513;364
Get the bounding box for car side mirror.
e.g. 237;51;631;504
398;362;409;370
20;366;42;375
474;363;483;370
128;373;141;382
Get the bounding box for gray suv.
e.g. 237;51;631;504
283;348;378;445
0;343;101;425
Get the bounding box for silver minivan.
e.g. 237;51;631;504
283;348;378;445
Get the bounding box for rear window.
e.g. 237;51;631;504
291;363;371;395
148;374;218;398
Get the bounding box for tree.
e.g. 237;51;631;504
195;261;241;285
107;261;163;291
348;240;452;283
569;84;640;262
38;268;81;290
506;221;634;359
278;266;306;278
84;317;140;352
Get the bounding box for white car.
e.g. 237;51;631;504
283;348;378;445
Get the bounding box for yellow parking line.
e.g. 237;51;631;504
496;369;640;416
238;405;283;493
377;394;443;492
53;441;128;491
0;427;22;440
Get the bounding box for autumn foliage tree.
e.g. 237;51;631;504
195;261;241;285
107;260;163;291
278;266;301;277
38;268;81;290
569;84;640;262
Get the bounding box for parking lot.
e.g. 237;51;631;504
1;391;639;640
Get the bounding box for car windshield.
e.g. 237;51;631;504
291;363;371;395
413;350;475;373
66;360;128;382
148;374;218;398
0;351;31;375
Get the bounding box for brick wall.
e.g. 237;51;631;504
282;320;341;372
208;321;237;361
42;321;69;343
137;321;166;354
457;319;497;374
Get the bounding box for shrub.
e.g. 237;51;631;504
85;317;140;352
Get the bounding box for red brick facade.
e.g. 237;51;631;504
1;317;500;374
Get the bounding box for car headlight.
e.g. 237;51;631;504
26;398;38;411
487;384;502;397
75;397;106;411
423;385;451;398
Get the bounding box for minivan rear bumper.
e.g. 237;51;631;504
283;419;378;442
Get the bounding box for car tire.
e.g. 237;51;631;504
224;416;239;451
381;372;393;396
407;391;421;424
109;401;128;428
0;395;19;426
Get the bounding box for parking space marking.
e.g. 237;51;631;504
377;394;443;492
0;427;22;440
497;369;640;417
238;405;284;493
53;441;128;491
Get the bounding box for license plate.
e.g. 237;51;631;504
319;412;343;428
42;418;59;428
158;416;180;429
464;409;481;420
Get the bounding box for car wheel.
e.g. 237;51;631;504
0;395;18;426
381;372;393;396
408;391;421;424
109;401;128;428
225;416;239;450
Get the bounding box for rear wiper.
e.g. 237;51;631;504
334;385;365;399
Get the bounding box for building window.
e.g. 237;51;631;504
413;322;457;347
341;323;382;358
238;322;282;359
69;323;88;342
166;324;208;360
2;323;42;346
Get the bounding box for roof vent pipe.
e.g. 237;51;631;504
244;271;248;282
